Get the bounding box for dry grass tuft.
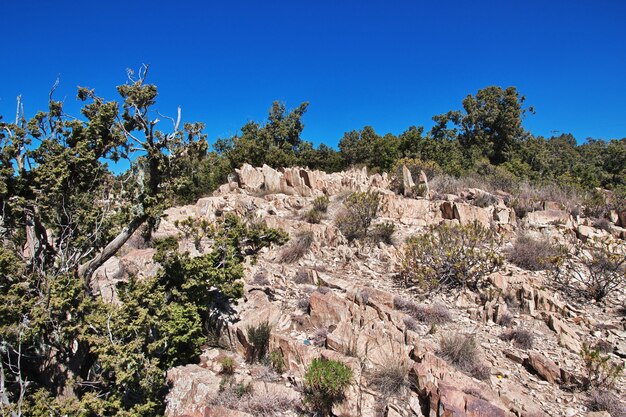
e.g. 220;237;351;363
279;231;314;263
438;333;490;380
368;359;409;396
500;328;534;349
393;297;451;325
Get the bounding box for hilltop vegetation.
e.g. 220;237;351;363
0;67;624;416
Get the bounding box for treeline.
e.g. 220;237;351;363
178;86;625;204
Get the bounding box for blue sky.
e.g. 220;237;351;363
1;0;625;148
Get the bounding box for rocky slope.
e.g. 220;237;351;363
94;164;626;417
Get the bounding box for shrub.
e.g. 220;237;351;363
312;328;328;347
253;270;270;285
211;379;298;416
439;333;490;380
368;359;409;396
506;234;565;271
403;316;419;331
399;222;502;291
219;356;236;375
500;328;534;349
580;344;624;390
336;191;380;241
498;312;514;327
312;196;330;212
393;297;452;325
279;231;314;263
471;193;498;208
593;217;613;232
247;321;272;363
303;208;324;224
268;350;285;374
586;389;626;416
557;240;626;302
293;268;311;284
369;221;395;244
297;296;311;311
593;339;613;354
304;358;353;416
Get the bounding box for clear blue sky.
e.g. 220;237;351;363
2;0;625;148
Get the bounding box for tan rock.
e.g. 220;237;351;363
402;165;415;196
524;210;572;228
525;352;561;384
453;202;492;228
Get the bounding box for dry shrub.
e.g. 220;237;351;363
393;297;451;325
439;333;490;380
253;270;270;285
586;389;626;416
279;231;314;263
399;222;502;291
471;192;499;208
557;240;626;302
316;286;330;295
369;221;395;244
593;339;614;354
403;316;419;332
511;182;583;218
211;380;298;416
312;328;328;347
593;217;613;232
500;328;534;349
506;234;565;271
293;268;311;284
297;296;310;311
303;208;323;224
368;359;409;396
498;312;514;327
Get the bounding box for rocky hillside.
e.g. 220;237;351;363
94;164;626;417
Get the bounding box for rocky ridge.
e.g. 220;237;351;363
94;164;626;417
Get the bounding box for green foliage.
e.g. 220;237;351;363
336;191;380;241
219;356;236;375
312;195;330;212
400;222;502;291
304;358;353;416
369;221;395;245
581;344;624;390
303;208;324;224
268;350;285;374
246;321;272;363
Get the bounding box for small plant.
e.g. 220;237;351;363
403;316;419;332
279;231;314;263
399;222;502;291
500;328;534;349
303;208;324;224
312;195;330;212
312;328;328;347
336;191;380;241
368;359;409;396
471;193;498;208
219;356;236;375
369;221;395;244
253;270;270;285
304;358;353;416
439;333;490;380
593;217;613;232
506;234;565;271
586;389;626;416
393;297;452;325
247;321;272;363
580;343;624;390
268;350;285;374
498;312;514;327
294;268;311;284
297;296;311;311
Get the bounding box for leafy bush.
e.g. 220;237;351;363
506;234;565;271
312;195;330;212
399;222;502;291
247;321;272;363
580;344;624;390
304;358;353;416
500;328;534;349
368;359;409;396
279;231;314;263
336;191;380;241
439;333;490;380
369;221;395;244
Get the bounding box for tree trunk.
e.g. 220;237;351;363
78;213;149;287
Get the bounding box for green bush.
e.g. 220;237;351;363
247;321;272;363
399;222;502;291
336;191;380;241
369;221;395;244
312;195;330;212
268;350;285;374
304;358;353;416
219;356;236;375
581;343;624;390
303;208;324;224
